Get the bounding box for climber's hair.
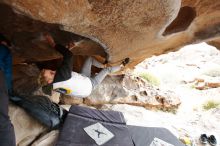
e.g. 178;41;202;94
38;69;48;86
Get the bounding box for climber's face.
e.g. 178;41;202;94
42;69;56;84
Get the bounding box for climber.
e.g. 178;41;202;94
0;33;67;134
0;33;16;146
39;34;130;98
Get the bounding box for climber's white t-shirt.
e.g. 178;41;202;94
53;72;93;98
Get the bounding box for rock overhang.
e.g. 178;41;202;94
0;0;220;69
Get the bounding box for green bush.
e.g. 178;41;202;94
139;72;160;86
203;100;220;110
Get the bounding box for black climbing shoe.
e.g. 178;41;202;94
122;58;130;66
104;59;108;65
200;134;208;144
10;94;67;130
208;135;217;146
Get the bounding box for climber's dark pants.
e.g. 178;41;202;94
0;44;12;91
0;71;16;146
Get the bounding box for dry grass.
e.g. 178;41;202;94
203;100;220;110
139;72;160;86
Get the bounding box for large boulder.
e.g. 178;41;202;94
0;0;219;68
63;74;181;111
9;104;47;146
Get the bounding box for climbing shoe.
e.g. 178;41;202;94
208;135;217;146
200;134;208;144
122;58;130;66
104;59;108;65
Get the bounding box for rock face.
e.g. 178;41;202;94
64;74;181;111
0;0;220;68
9;104;48;146
13;64;41;95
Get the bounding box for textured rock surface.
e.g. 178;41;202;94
0;0;220;68
13;64;41;95
9;104;47;146
31;130;59;146
65;74;181;111
208;38;220;50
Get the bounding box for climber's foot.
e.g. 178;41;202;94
122;58;130;66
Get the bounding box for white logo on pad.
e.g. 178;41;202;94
84;123;114;145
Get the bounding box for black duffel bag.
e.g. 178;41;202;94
10;94;67;130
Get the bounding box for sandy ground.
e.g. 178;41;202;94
108;43;220;146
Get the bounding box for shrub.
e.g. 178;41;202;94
139;72;160;86
203;100;220;110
